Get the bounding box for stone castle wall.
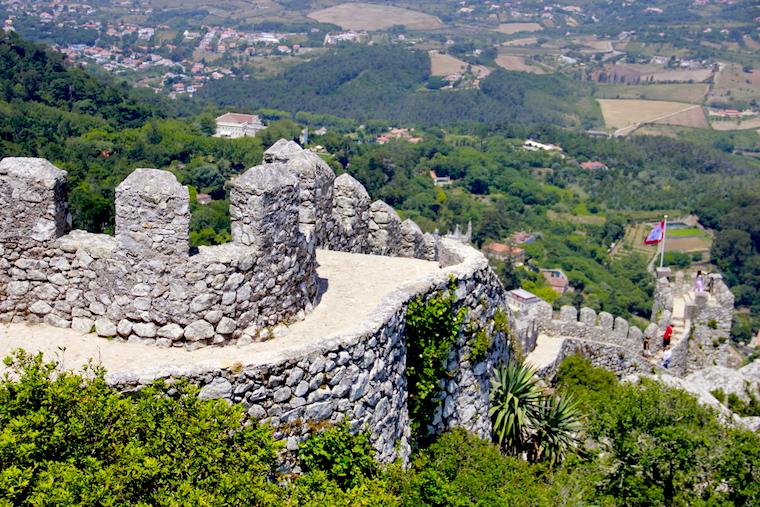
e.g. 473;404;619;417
651;270;737;374
264;140;439;259
0;141;515;462
105;239;510;463
529;301;644;350
0;157;319;348
0;142;444;347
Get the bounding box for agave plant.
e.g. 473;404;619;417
528;393;583;467
488;362;543;456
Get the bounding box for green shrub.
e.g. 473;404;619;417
397;429;590;506
711;388;726;403
298;421;378;490
467;329;492;363
405;279;465;441
0;350;282;506
707;319;718;329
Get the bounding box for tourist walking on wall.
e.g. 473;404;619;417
695;270;704;293
662;346;672;369
662;324;673;349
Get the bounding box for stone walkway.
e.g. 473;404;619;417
524;334;565;371
0;250;442;380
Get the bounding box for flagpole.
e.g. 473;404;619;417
660;214;668;268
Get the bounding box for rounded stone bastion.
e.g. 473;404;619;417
0;156;319;348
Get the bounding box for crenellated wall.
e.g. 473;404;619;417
0;142;449;348
0;157;320;348
0;141;517;465
263;140;438;260
531;302;644;350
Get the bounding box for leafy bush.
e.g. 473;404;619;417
405;280;465;441
556;355;760;506
298;421;378;490
0;351;282;506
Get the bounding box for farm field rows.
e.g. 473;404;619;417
308;2;443;31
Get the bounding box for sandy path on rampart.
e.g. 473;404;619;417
0;250;441;377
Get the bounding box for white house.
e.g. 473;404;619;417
214;113;266;139
506;288;542;314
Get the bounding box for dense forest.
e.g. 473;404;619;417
197;45;601;129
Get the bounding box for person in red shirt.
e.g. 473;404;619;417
663;324;673;348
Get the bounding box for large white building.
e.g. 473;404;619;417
214;113;266;139
506;288;542;315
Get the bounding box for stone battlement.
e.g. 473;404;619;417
0;141;440;348
526;301;643;350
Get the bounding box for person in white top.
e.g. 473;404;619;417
662;346;672;369
695;270;704;293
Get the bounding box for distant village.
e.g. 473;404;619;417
0;0;370;98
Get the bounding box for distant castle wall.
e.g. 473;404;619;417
652;269;738;374
530;301;644;350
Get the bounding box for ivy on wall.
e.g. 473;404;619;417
405;279;465;443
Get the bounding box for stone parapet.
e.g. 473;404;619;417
99;239;510;463
535;304;643;350
0;158;318;348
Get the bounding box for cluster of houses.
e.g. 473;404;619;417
708;108;758;120
1;0;313;99
324;31;366;46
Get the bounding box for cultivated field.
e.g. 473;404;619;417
428;52;490;78
495;55;546;74
595;83;708;103
429;52;467;75
503;37;538;46
308;3;443;31
571;36;612;52
612;222;711;260
709;63;760;105
598;99;700;129
494;23;542;35
654;106;708;128
650;68;712;83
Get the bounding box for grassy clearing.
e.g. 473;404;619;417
429;52;468;75
668;227;703;237
494;55;546;74
493;23;542;35
547;210;606;225
308;3;443;31
709;63;760;105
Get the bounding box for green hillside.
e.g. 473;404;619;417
197;45;601;128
